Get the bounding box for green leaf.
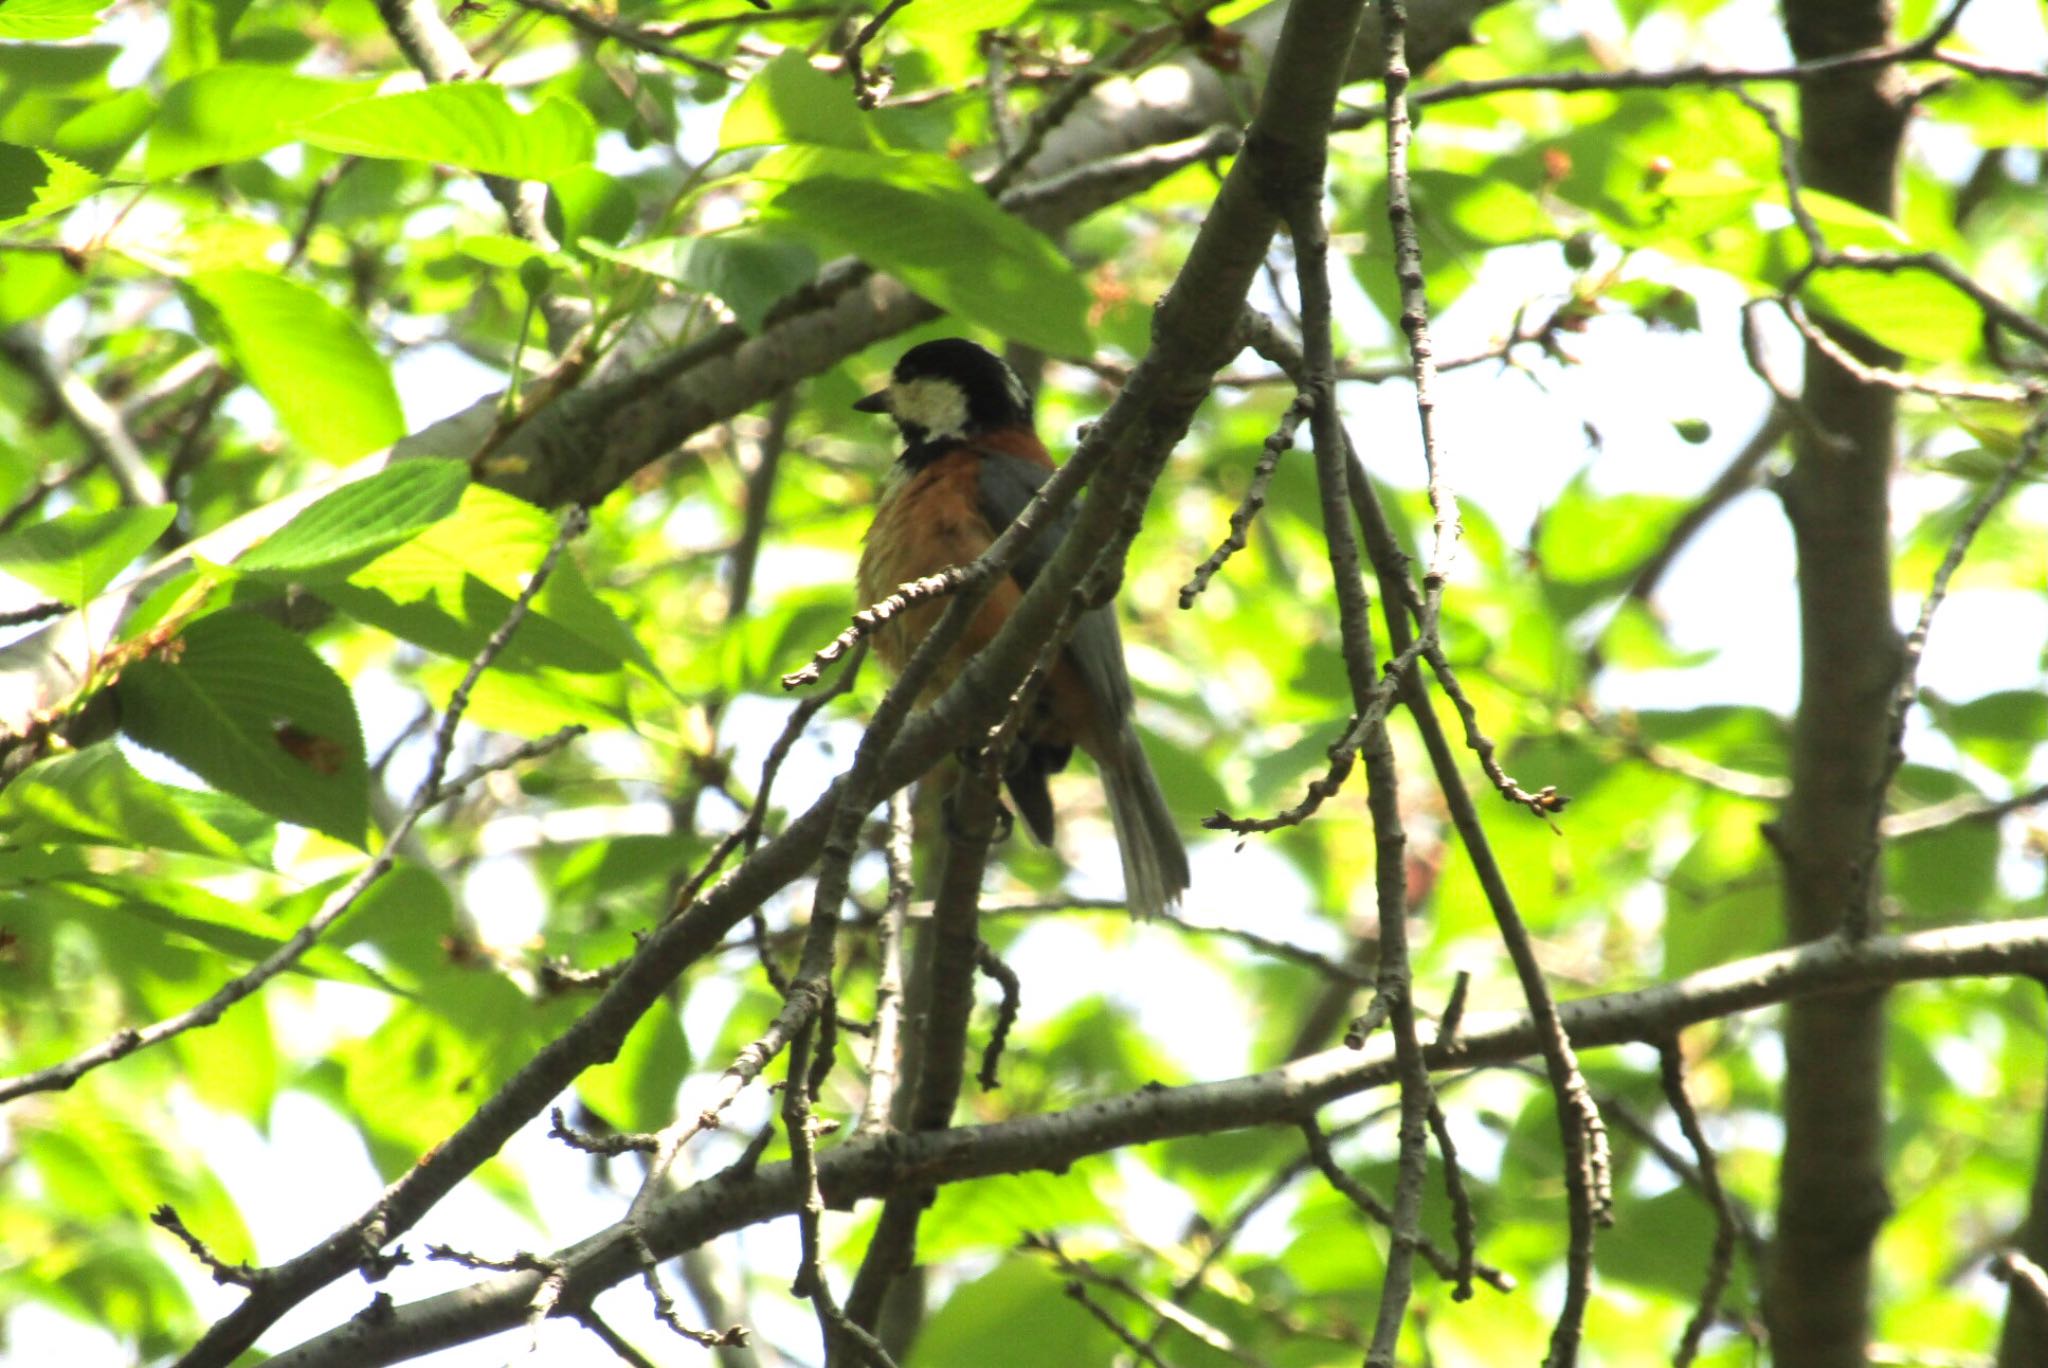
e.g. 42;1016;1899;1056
45;85;155;174
327;484;652;680
585;229;818;333
0;747;273;863
115;610;368;846
458;232;552;269
548;166;637;249
1924;688;2048;779
1803;263;1983;364
1599;599;1716;671
720;50;877;151
577;1000;688;1132
907;1257;1115;1368
144;65;365;180
301;86;596;178
0;0;110;40
0;144;99;226
893;0;1032;35
0;505;176;604
237;460;468;582
755;146;1091;356
0;244;84;325
185;268;405;461
67;870;379;986
1535;474;1688;591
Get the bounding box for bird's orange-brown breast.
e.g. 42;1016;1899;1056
858;450;1012;691
856;440;1104;754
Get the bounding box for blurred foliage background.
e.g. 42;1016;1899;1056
0;0;2043;1363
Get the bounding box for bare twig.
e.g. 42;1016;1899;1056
504;0;732;75
0;328;166;507
1858;407;2048;937
843;0;916;109
1659;1039;1739;1366
856;792;915;1136
153;1206;262;1289
1882;779;2048;839
781;569;972;690
1180;386;1315;606
1331;0;2000;126
973;941;1020;1091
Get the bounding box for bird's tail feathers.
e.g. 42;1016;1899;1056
1100;727;1191;920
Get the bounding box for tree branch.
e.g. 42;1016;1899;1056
268;917;2048;1366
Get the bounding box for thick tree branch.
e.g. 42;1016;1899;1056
269;917;2048;1366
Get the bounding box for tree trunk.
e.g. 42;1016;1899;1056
1765;0;1911;1363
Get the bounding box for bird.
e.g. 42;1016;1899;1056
853;337;1190;919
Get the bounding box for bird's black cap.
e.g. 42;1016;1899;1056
853;338;1034;438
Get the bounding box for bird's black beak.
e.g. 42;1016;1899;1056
852;389;891;415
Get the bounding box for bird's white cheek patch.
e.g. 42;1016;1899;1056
891;377;969;440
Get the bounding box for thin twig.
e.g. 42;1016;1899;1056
1857;407;2048;937
973;942;1020;1091
1332;0;1996;126
153;1206;261;1289
856;792;915;1136
503;0;732;75
843;0;916;109
0;328;166;507
1659;1039;1739;1366
1180;387;1315;606
1882;779;2048;839
782;570;972;690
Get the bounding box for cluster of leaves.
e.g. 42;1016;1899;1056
0;0;2043;1363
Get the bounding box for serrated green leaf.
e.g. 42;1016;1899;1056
755;146;1091;356
720;50;877;151
185;268;405;461
237;459;468;582
45;85;154;174
302;86;596;178
0;504;176;604
144;65;365;180
115;611;368;846
0;142;49;219
0;144;99;226
0;0;110;40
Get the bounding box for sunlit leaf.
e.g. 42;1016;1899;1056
185;269;405;461
302;86;597;178
0;505;176;604
237;459;468;582
144;65;365;180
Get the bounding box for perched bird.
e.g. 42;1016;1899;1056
854;337;1190;918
